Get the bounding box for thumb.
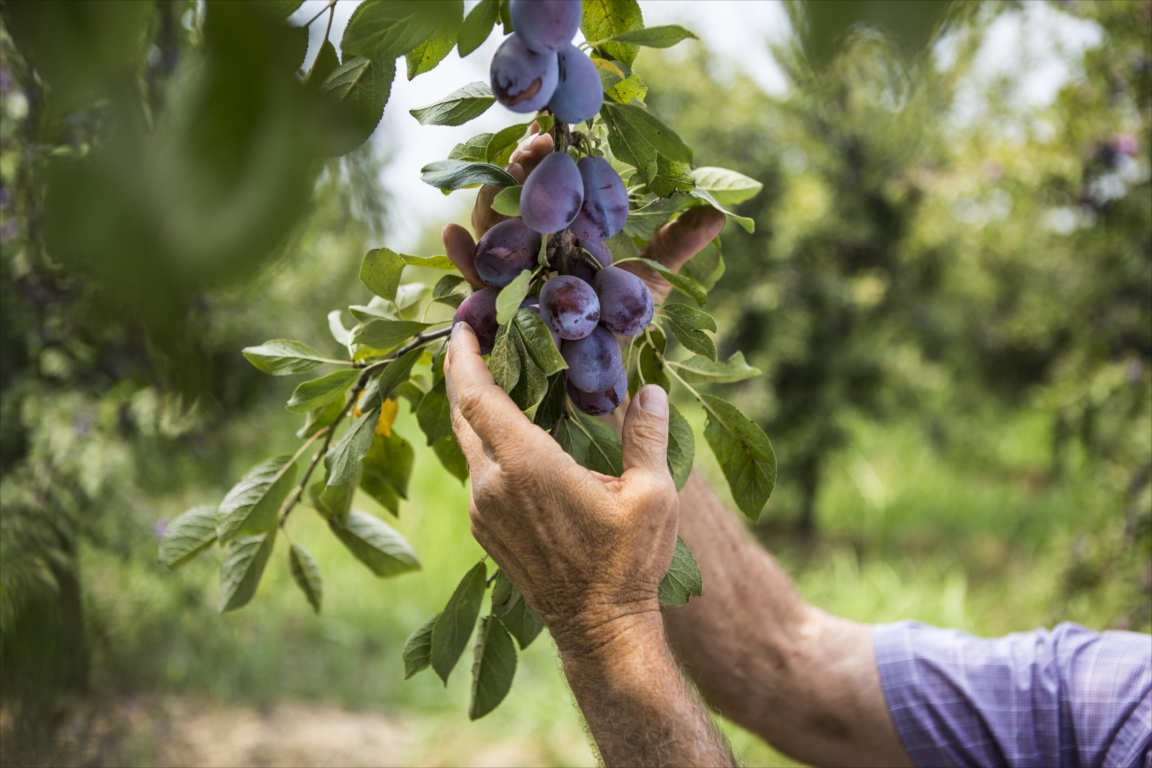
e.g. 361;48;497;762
621;385;671;478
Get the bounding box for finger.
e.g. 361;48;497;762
446;323;542;459
620;385;671;480
517;133;554;178
444;224;485;289
624;206;727;303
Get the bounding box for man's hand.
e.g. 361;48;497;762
444;322;677;654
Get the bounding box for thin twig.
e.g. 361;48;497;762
304;0;337;28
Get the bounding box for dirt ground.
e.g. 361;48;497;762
1;694;561;768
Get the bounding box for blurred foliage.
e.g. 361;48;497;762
644;0;1149;614
0;0;1150;765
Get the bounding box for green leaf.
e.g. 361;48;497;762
432;435;470;482
657;536;702;606
568;411;624;476
491;186;523;217
217;456;298;543
307;39;340;86
329;310;352;349
495;271;533;325
492;576;545;650
361;346;424;411
532;373;567;433
689;187;755;233
360;432;415;516
486;122;530;164
286;369;360;414
469;616;518;720
433;274;467;303
581;0;644;67
402;254;457;270
498;0;514;33
342;0;457;60
449;132;494;162
360;248;406;302
666;403;694;492
671;352;761;383
313;461;359;523
432;562;488;684
326;408;379;487
354;320;431;351
320;56;395;154
329;509;421;576
622;196;692;240
507;331;548;411
457;0;500;57
596;24;698;49
405;1;462;80
600;101;691;184
410;82;495;126
296;398;346;439
488;323;522;393
633;329;670;392
416;379;453;447
647;155;696;199
700;395;776;521
633;258;706;306
605;73;647;104
243;339;330;376
219;530;277;613
692;167;763;207
158;506;218;570
421;159;519;192
289;543;323;614
515;310;567;376
605;229;641;262
403;614;440;679
662;304;717;361
681;237;725;291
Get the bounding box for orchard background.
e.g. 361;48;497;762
1;1;1149;766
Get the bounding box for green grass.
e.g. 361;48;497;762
78;400;1146;767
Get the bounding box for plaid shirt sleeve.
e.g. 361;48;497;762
873;621;1152;768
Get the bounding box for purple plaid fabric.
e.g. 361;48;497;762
874;621;1152;768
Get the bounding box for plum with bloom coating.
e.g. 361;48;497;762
509;0;582;53
568;372;627;415
569;157;629;243
549;44;603;124
562;325;624;393
453;288;500;354
540;275;599;340
490;35;558;113
475;218;539;287
594;266;653;337
520;152;583;234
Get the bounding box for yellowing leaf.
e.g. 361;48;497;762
376;398;399;436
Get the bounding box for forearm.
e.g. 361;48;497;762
663;472;911;767
558;612;736;768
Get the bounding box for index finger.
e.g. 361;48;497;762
446;324;546;460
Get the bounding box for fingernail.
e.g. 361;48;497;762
638;385;668;417
452;322;466;340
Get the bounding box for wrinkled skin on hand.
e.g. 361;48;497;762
445;323;678;652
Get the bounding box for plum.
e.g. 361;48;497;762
490;35;558;113
539;275;599;340
475;218;540;287
453;288;501;354
520;151;583;233
549;44;603;124
593;266;653;337
509;0;582;53
568;371;627;415
569;156;629;243
562;325;624;393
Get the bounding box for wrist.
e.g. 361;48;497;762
553;604;667;668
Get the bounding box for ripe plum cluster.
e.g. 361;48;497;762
453;0;653;415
